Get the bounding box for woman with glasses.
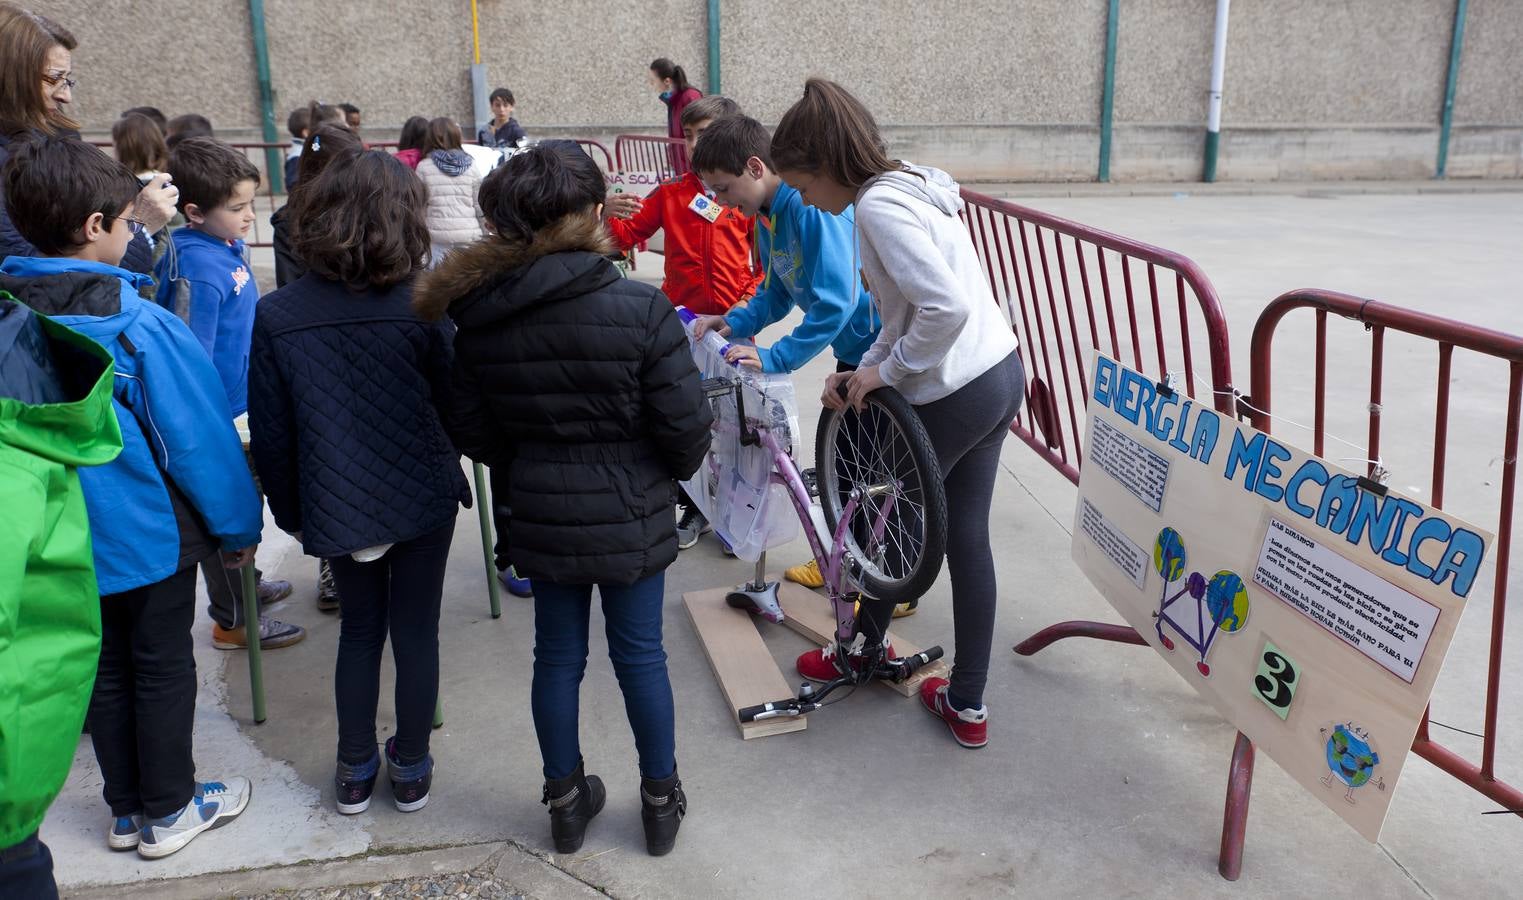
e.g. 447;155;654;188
0;2;178;273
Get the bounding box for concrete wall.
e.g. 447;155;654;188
26;0;1523;182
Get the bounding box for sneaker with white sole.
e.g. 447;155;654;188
385;736;433;812
796;637;895;683
335;750;380;815
919;677;989;749
107;812;143;850
676;507;710;550
137;778;252;859
211;616;306;650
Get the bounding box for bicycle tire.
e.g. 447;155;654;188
815;386;947;604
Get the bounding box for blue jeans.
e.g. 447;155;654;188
530;573;675;781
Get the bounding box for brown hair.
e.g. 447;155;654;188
770;78;898;189
0;2;78;136
112;113;167;175
283;123;363;227
166;136;259;214
3;135;139;255
680;95;739;129
689;114;771;177
649;58;692;95
420;117;462;156
291;150;429;290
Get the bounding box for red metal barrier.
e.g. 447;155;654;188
614;133;687;180
574;139;614;172
1249;289;1523;826
959;189;1237;479
961;189;1260;878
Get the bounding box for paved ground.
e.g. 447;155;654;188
44;185;1523;898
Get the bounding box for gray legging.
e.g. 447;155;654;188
859;350;1025;710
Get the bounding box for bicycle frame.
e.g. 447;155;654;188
709;379;944;723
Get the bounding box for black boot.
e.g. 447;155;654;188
541;759;605;853
639;767;687;856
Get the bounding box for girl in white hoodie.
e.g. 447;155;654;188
771;79;1024;750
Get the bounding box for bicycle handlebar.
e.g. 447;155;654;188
737;644;945;722
738;698;811;723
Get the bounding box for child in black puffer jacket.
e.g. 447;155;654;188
414;145;711;858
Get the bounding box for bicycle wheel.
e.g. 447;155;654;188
816;386;947;604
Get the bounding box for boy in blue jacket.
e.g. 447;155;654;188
688;114;878;375
153;137;302;647
0;137;258;861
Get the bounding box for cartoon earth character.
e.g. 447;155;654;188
1154;527;1187;582
1323;723;1380;803
1205;570;1250;632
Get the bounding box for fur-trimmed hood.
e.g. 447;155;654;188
412;211;617;328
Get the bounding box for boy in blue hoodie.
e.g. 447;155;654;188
154;137;303;648
688;114;877;375
687;115;878;565
0;136;258;860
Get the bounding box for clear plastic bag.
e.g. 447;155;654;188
676;308;800;561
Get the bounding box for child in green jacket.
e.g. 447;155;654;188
0;297;123;899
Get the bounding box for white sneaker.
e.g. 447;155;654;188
137;777;252;859
108;812;143;850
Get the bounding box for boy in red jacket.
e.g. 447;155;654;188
604;96;760;550
604;96;759;317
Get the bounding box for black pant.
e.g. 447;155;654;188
490;465;511;571
327;521;454;765
0;833;57;900
858;352;1025;710
89;565;199;819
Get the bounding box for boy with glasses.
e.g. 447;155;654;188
0;136;259;859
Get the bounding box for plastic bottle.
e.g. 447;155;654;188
675;306;737;364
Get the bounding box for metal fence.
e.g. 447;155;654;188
1249;289;1522;826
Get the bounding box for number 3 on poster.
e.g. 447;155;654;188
1254;640;1301;720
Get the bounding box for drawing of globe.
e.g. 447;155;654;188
1205;571;1249;632
1154;528;1187;582
1326;724;1380;788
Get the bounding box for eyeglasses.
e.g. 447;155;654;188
106;215;147;235
42;70;76;90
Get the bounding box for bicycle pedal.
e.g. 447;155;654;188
801;467;820;498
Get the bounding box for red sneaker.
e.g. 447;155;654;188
795;638;895;683
919;677;988;749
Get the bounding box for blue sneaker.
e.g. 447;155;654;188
137;777;251;859
497;566;533;598
108;812;143;850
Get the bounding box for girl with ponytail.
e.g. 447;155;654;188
648;57;702;168
773;78;1025;751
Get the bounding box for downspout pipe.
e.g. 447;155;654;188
1097;0;1119;182
469;0;490;140
246;0;282;193
1436;0;1469;178
707;0;721;94
1202;0;1231;183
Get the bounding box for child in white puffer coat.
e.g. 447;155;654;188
415;117;486;266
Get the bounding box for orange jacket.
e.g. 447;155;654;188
605;172;761;315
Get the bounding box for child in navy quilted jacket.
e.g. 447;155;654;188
248;150;470;815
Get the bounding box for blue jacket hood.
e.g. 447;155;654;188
0;257;154;343
0;254;262;593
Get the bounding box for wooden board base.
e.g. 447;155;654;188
771;579;950;697
682;587;807;740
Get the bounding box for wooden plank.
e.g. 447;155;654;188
772;580;950;697
682;587;806;740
